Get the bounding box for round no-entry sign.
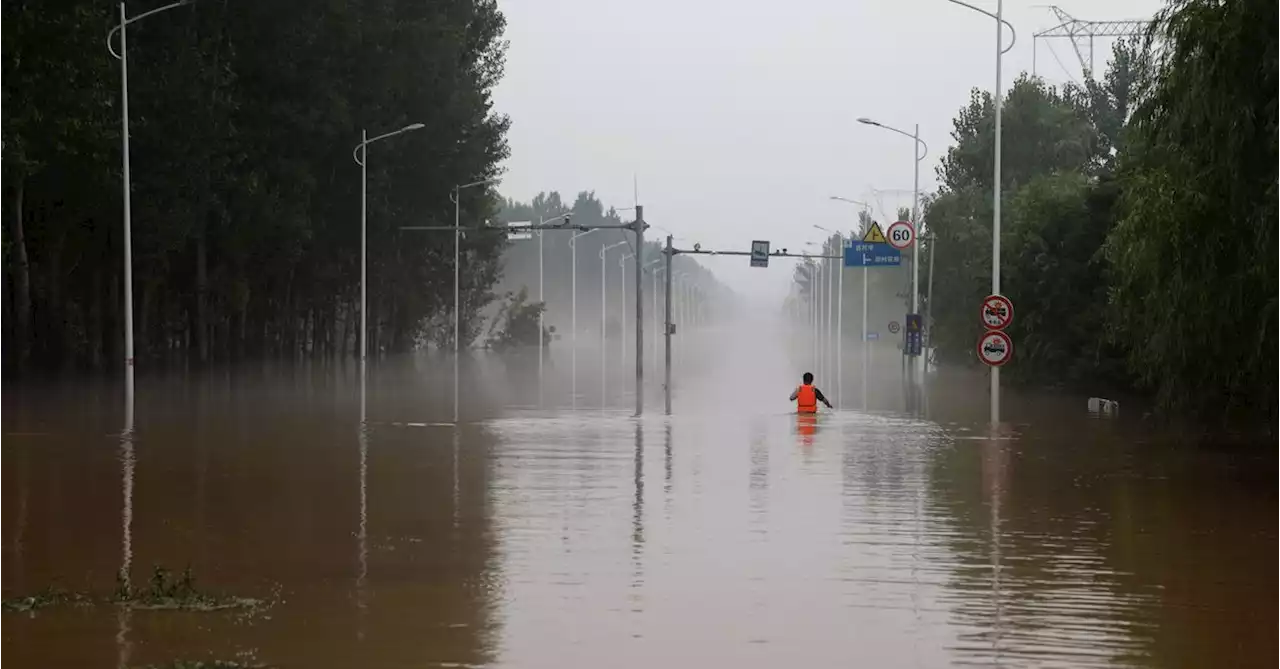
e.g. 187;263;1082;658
981;294;1014;330
888;321;901;334
886;221;916;250
978;330;1014;366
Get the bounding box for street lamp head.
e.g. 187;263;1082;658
404;122;425;131
856;117;879;126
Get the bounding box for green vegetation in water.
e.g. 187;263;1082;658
4;566;270;615
2;586;93;613
133;662;270;669
115;566;268;612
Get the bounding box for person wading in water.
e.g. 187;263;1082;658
790;372;833;413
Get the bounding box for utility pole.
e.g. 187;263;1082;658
663;236;674;415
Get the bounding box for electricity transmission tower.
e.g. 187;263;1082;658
1032;6;1150;80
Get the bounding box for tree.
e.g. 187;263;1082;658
2;0;513;372
485;287;551;351
1107;0;1278;423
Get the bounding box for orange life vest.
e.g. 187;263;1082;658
796;384;818;413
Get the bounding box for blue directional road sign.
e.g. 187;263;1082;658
904;313;923;357
844;242;902;268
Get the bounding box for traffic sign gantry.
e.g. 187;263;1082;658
887;220;916;250
978;330;1013;366
981;294;1014;330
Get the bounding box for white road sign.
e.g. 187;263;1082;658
887;220;916;250
978;330;1014;367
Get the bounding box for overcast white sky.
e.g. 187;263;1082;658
493;0;1161;303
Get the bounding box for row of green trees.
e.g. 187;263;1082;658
3;0;510;373
888;0;1275;424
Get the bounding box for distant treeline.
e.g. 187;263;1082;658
851;0;1276;425
3;0;510;373
497;191;728;338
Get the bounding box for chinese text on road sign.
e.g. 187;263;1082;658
844;243;901;268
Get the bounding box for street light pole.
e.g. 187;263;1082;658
353;122;425;377
815;224;845;407
569;228;599;405
601;240;628;404
829;196;872;409
107;0;197;403
856;117;929;383
452;177;499;424
620;254;633;368
944;0;1015;424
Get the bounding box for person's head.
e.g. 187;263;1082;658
802;372;814;385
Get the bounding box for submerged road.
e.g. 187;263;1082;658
2;316;1275;667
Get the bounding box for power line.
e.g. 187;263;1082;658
1032;5;1150;80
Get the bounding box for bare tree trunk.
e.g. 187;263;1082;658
13;180;31;370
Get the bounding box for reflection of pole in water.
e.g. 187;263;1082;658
631;422;646;590
12;450;28;586
357;371;368;640
982;433;1007;661
452;427;461;530
117;388;136;669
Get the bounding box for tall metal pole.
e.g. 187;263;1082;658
620;256;627;367
911;123;922;385
571;236;577;405
836;233;845;407
925;233;937;375
992;0;1004;425
651;268;658;374
828;239;836;386
118;2;135;401
601;248;607;404
862;265;869;410
453;192;461;424
664;236;674;415
538;225;544;404
634;205;645;417
360;130;367;369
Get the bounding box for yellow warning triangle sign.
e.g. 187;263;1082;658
862;222;888;244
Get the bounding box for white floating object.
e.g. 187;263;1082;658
1087;397;1120;416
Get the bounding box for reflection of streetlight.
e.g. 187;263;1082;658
452;177;500;424
353;123;425;373
107;0;198;405
944;0;1016;424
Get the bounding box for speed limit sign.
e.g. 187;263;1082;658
886;221;915;250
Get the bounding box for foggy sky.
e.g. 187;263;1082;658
493;0;1161;304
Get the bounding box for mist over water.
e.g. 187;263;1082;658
3;307;1275;668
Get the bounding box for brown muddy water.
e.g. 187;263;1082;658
3;323;1275;668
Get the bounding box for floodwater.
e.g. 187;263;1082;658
3;318;1275;668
